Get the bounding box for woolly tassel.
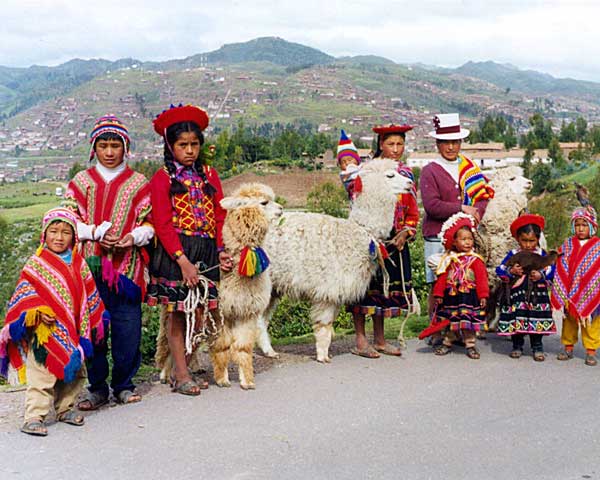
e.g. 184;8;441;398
369;240;376;258
9;313;27;342
0;355;8;378
63;349;82;384
353;176;363;197
32;337;48;367
16;365;27;385
378;243;390;261
79;337;93;359
36;245;44;256
238;246;269;277
101;255;120;291
86;255;102;276
34;322;55;346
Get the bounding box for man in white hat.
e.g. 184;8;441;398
419;113;493;348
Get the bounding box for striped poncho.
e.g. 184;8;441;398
551;236;600;318
0;248;107;384
63;166;152;299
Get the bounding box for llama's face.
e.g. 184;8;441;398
356;159;413;199
221;185;283;222
384;169;414;195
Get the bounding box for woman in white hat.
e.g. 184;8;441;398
420;113;494;347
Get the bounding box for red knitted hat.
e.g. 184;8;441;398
153;104;209;136
510;214;545;239
372;124;413;135
439;212;476;250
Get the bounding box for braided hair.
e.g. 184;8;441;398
373;131;406;158
163;121;216;196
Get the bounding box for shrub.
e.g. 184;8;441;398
306;181;349;218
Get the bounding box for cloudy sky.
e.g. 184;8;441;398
3;0;600;82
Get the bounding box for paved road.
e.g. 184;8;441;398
0;333;598;480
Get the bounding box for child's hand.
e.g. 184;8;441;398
510;263;523;276
529;270;542;282
480;298;487;309
392;230;409;251
39;312;56;325
115;233;134;249
178;256;199;287
435;297;443;305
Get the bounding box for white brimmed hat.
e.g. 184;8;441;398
428;113;470;140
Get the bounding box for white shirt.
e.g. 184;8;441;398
432;156;460;183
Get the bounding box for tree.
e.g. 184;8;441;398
522;143;535;178
548;138;566;171
559;121;576;142
530;163;553;195
68;161;85;179
575;117;588;142
306;182;348;218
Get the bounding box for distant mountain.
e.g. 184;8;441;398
0;58;140;117
336;55;396;66
455;60;600;99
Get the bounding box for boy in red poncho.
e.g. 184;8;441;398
552;206;600;366
0;207;106;436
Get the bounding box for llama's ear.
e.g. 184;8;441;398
220;197;244;210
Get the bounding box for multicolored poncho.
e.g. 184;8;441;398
551;236;600;319
63;166;152;299
458;154;495;206
0;248;107;384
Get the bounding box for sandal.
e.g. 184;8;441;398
350;346;381;359
557;350;574;361
466;347;480;360
509;349;523;359
171;378;202;396
585;354;597;366
434;344;452;356
77;391;109;411
57;410;85;426
116;390;142;405
374;343;402;357
533;351;545;362
21;419;48;437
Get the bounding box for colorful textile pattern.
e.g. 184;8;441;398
40;207;79;246
551;236;600;319
153;104;209;136
339;166;363;201
0;249;106;384
63;166;151;298
496;247;556;336
89;115;131;160
393;162;419;235
458;154;494;206
238;246;269;277
571;206;598;235
172;165;216;238
353;242;413;317
433;252;489;331
337;130;361;166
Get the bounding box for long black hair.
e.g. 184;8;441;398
373;131;406;158
516;223;542;239
163;121;215;196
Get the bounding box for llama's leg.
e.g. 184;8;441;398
154;306;171;383
312;303;339;363
210;324;232;388
256;296;280;358
232;322;257;390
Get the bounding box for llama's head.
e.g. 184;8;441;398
221;183;283;248
488;166;532;196
349;159;414;239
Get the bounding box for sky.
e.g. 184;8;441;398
3;0;600;82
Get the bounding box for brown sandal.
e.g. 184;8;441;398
557;350;574;361
434;344;452;356
533;351;545;362
466;347;480;360
585;354;597;366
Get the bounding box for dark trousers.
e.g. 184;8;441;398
512;333;544;353
88;280;142;398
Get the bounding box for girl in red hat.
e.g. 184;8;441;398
147;105;233;395
350;124;419;358
496;214;556;361
432;212;489;359
551;206;600;366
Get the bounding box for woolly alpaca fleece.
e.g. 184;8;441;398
257;159;414;362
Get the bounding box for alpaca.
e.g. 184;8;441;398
155;183;282;389
255;159;414;363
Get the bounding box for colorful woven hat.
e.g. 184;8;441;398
439;212;476;249
337;130;361;166
153;104;210;137
428;113;470;140
372;124;413;135
510;213;545;239
571;206;598;235
39;207;79;252
89;115;130;160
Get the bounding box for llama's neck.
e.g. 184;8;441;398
348;190;396;239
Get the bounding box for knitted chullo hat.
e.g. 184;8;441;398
439;212;476;250
37;207;79;255
571;205;598;235
89;115;131;161
337;130;361;166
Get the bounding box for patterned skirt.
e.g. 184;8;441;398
436;288;486;332
146;234;219;312
497;278;556;336
353;238;413;318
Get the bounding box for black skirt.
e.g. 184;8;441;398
146;234;219;312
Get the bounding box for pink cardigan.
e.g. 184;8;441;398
420;161;488;238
